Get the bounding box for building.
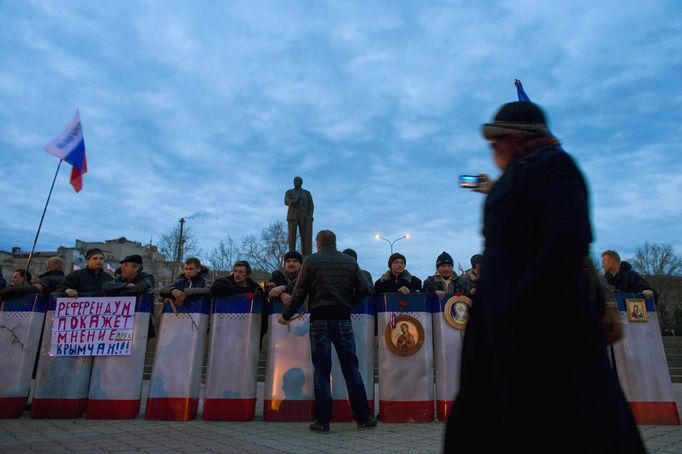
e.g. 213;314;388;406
0;237;174;287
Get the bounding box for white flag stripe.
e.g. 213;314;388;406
43;110;82;160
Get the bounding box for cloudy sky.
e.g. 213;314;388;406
1;0;681;280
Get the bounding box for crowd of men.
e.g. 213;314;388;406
0;237;661;436
0;246;658;306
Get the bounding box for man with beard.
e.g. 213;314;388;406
265;251;303;305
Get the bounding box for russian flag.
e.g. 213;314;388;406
43;110;87;192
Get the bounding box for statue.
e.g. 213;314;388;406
284;176;314;256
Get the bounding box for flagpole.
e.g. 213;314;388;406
22;159;63;284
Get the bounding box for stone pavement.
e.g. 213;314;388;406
2;383;682;453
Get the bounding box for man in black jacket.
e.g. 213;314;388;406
0;257;65;300
103;255;155;296
211;260;263;297
422;251;467;298
278;230;376;433
58;248;113;296
601;250;657;301
265;251;303;303
159;257;210;305
374;252;422;295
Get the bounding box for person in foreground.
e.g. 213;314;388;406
278;229;376;433
444;101;645;453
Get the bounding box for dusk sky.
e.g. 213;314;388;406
1;1;681;280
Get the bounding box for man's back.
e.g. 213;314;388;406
287;246;371;321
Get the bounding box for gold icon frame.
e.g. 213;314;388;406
385;314;424;356
444;295;473;330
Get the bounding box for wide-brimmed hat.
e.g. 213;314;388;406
482;101;550;140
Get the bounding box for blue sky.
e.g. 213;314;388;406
1;0;681;280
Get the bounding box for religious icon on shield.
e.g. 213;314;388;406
626;299;648;322
444;295;473;330
385;314;424;356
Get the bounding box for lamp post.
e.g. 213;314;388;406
375;234;410;254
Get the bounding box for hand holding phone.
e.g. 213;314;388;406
459;175;482;188
459;174;493;194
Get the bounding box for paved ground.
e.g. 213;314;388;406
2;383;682;453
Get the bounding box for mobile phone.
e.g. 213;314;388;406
459;175;482;188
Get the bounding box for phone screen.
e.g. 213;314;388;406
459;175;480;188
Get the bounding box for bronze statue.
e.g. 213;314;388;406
285;176;314;256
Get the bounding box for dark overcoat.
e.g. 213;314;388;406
445;146;644;453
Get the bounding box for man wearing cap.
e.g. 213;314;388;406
103;255;155;296
211;260;263;297
445;101;644;452
374;252;422;295
262;251;303;344
265;251;303;304
423;252;467;299
58;248;113;297
462;254;482;297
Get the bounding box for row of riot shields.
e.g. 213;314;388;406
0;293;153;419
0;291;677;424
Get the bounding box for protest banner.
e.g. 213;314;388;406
50;296;135;357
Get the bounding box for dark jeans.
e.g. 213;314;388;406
310;319;371;426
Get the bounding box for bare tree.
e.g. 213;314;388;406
240;221;289;273
631;242;682;332
208;236;238;273
157;223;200;277
632;243;682;277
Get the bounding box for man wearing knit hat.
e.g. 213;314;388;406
58;248;113;297
422;251;467;299
265;251;303;304
374;252;422;295
263;251;304;344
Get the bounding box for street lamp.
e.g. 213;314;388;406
375;233;410;254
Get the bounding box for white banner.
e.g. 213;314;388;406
49;296;136;356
